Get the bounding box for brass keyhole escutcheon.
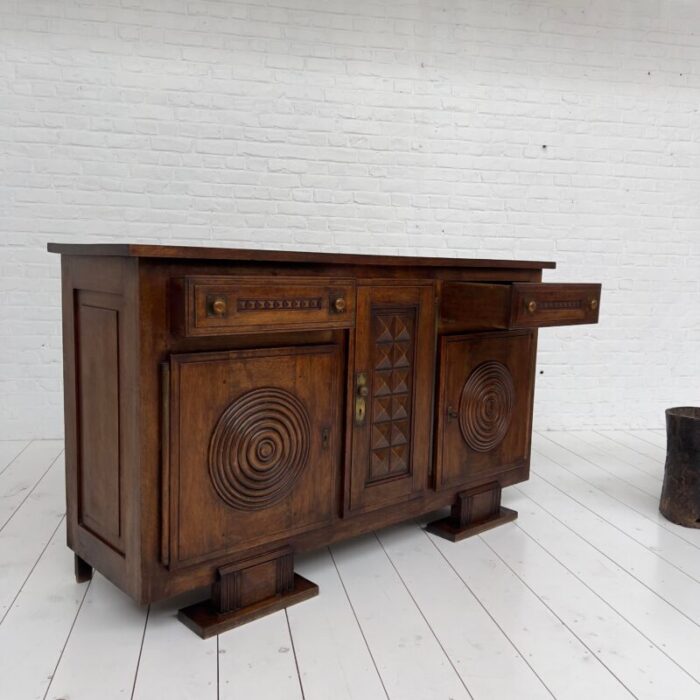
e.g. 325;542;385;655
589;298;598;311
526;300;538;314
355;372;368;424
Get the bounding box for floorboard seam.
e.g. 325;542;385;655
42;575;92;700
327;545;390;700
537;432;659;498
579;431;663;481
510;521;700;687
513;485;700;622
129;604;150;700
531;440;700;552
0;449;64;534
423;528;556;700
526;468;700;585
285;608;306;700
0;441;31;478
479;531;640;698
374;530;474;700
593;430;664;462
0;514;67;626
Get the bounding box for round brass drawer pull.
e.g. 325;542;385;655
211;298;227;316
589;298;599;311
526;300;538;314
333;297;347;313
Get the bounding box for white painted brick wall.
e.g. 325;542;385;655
1;0;699;439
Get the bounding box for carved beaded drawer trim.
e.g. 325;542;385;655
236;297;323;312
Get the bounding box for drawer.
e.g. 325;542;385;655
440;282;601;331
181;276;355;337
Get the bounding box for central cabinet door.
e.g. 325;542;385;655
346;284;436;513
167;344;341;568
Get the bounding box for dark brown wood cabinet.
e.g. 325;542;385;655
49;243;601;638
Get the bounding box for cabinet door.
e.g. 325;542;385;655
166;344;341;569
346;284;436;513
434;330;536;491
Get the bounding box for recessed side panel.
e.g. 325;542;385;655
75;290;124;554
434;330;536;491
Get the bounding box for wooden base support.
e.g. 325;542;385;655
426;482;517;542
177;546;318;638
74;553;93;583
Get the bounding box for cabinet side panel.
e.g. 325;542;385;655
60;254;139;601
75;292;124;554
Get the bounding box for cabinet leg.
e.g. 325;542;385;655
426;482;517;542
178;546;318;639
74;553;93;583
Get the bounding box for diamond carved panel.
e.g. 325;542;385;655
368;310;416;482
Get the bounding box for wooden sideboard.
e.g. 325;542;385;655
48;243;601;638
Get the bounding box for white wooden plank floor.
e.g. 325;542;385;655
1;430;698;700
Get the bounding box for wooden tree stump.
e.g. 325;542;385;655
660;407;700;528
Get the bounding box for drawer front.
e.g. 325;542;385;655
510;283;601;328
183;276;355;336
439;282;601;332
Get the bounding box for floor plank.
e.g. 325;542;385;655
598;430;667;462
0;440;29;476
377;523;551;700
533;433;700;551
578;430;664;480
0;521;89;700
626;430;667;450
430;530;631;700
0;430;697;699
289;548;388;700
131;594;217;700
0;440;63;530
44;574;148;700
331;533;470;700
0;456;66;620
483;518;699;700
501;490;700;684
518;472;700;623
530;448;700;583
544;431;662;495
218;610;303;700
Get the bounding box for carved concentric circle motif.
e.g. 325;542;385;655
459;361;515;452
208;388;311;511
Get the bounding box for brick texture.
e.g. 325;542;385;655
1;0;699;438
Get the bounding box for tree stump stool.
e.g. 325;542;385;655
660;407;700;528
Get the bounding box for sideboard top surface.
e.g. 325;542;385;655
47;242;556;270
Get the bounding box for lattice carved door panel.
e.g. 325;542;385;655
434;330;536;491
166;344;341;569
347;284;435;513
